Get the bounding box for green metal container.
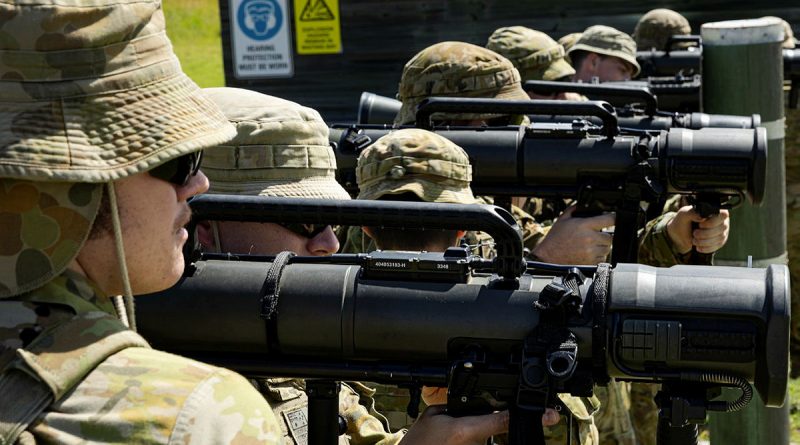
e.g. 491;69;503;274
701;17;789;445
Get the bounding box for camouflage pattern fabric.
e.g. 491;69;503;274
0;179;102;299
786;107;800;377
592;381;636;445
356;129;475;204
558;33;583;65
568;26;641;77
637;211;702;267
486;27;576;81
0;0;234;183
257;379;404;445
628;382;660;445
201;88;350;200
0;271;281;444
633;9;692;51
394;42;530;125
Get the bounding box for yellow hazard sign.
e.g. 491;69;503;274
293;0;342;54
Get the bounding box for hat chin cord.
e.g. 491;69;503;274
106;182;136;331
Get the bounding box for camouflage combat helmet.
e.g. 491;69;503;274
568;25;641;76
633;9;692;51
356;129;475;204
486;26;576;81
201;88;350;200
0;0;235;298
394;41;530;125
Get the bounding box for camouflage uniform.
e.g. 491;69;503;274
487;26;576;81
200;87;403;445
0;1;281;443
391;41;549;255
633;9;692;51
344;128;599;445
568;25;642;78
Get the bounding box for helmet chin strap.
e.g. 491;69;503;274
106;182;136;331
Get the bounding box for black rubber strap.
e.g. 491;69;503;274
260;251;295;352
591;263;611;384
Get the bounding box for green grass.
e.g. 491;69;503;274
163;0;225;87
790;377;800;443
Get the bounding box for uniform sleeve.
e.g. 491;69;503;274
637;212;698;267
339;384;405;445
170;368;282;445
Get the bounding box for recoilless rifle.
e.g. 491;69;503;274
138;196;790;445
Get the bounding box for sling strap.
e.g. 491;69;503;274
0;311;149;445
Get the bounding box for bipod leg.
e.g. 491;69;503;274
508;405;546;445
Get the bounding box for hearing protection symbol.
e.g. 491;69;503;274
238;0;283;40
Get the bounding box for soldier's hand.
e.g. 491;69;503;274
401;406;559;445
666;206;730;254
532;205;615;265
420;386;560;428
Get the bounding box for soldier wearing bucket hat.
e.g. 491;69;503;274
196;88;347;257
0;2;506;444
569;25;641;81
487;26;576;82
633;9;692;51
195;87;406;445
486;26;586;101
342;129;599;445
0;0;286;442
393;41;531;126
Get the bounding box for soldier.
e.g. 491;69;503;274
633;9;692;51
390;41;612;265
0;2;513;444
486;26;576;82
569;25;641;82
0;0;282;442
352;128;598;445
393;41;531;127
486;26;586;101
195;87;402;445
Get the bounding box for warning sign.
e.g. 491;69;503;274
230;0;294;78
293;0;342;54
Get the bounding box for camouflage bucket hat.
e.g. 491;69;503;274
569;25;641;76
558;33;583;64
0;0;236;183
202;88;350;200
558;33;583;53
394;42;530;125
0;179;103;298
633;9;692;51
487;26;576;81
356;129;475;204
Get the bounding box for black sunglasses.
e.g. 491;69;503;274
149;151;204;186
277;222;339;239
